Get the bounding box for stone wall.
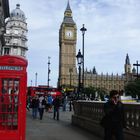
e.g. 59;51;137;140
72;101;140;140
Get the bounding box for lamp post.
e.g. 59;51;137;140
80;24;87;92
76;49;83;99
133;60;140;79
30;80;32;86
69;68;73;88
47;56;51;87
35;72;38;87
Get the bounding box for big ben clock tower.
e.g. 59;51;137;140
58;1;77;88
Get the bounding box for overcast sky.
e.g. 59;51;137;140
9;0;140;87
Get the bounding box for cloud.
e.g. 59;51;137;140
9;0;140;87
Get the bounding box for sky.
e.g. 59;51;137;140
9;0;140;87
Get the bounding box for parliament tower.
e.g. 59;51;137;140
58;1;77;88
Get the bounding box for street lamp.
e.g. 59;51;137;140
30;80;32;86
47;56;51;87
69;68;73;88
76;49;83;99
133;60;140;79
35;72;38;87
80;24;87;91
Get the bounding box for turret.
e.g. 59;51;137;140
93;66;97;74
124;53;131;74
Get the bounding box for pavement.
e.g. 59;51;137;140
26;108;102;140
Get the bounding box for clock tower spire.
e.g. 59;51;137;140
65;0;71;12
63;0;75;25
58;1;77;89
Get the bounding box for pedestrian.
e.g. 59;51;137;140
44;96;49;112
38;95;46;120
69;98;73;111
47;94;53;112
31;95;39;119
26;95;31;111
52;95;61;120
62;95;67;111
103;90;126;140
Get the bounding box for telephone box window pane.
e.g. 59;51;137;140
0;78;19;130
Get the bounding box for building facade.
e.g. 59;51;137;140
84;54;136;93
3;4;28;58
0;0;9;54
58;2;136;94
58;1;77;88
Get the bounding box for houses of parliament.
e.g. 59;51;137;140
58;1;137;93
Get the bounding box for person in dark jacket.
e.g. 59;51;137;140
31;96;39;119
52;96;61;120
103;90;126;140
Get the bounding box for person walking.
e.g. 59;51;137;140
38;95;46;120
31;96;39;119
52;95;61;120
69;98;72;111
103;90;126;140
26;95;31;111
62;95;67;111
47;94;53;112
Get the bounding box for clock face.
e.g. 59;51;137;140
65;30;73;39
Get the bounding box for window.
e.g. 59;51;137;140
6;39;9;44
13;48;18;55
21;49;25;57
0;78;19;130
6;30;10;34
4;48;10;55
13;39;18;45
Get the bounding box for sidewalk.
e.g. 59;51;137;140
26;108;102;140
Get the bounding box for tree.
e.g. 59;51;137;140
125;79;140;98
84;86;96;99
84;86;108;100
96;87;108;101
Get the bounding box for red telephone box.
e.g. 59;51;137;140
0;55;28;140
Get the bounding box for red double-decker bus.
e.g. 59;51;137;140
27;86;62;98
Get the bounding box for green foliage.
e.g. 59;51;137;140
125;79;140;98
84;86;108;100
84;86;96;98
96;87;108;101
